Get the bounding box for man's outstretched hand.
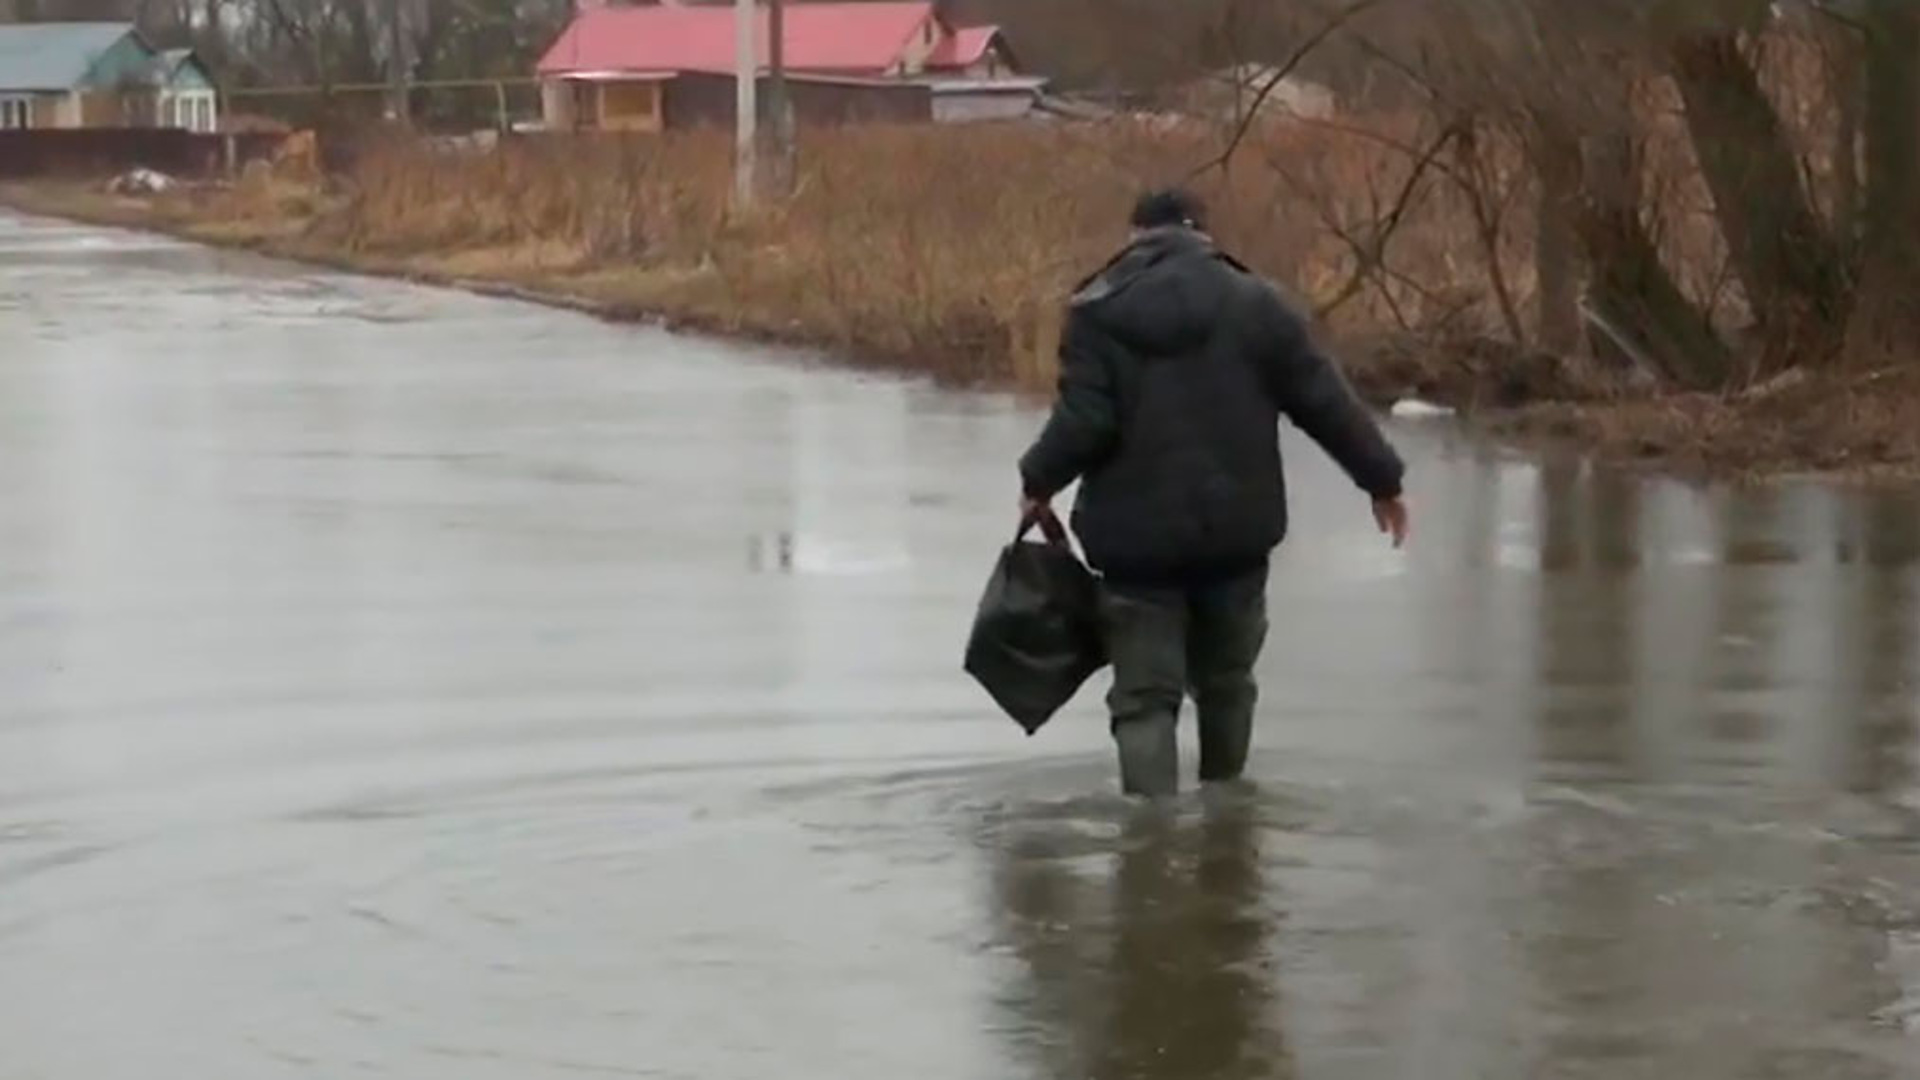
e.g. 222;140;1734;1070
1373;496;1409;549
1020;495;1051;522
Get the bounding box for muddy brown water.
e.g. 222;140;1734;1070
2;212;1919;1079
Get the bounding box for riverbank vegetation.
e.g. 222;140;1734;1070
7;0;1920;480
1;123;1583;400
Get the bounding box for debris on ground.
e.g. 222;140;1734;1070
106;168;175;195
1494;364;1920;480
1390;398;1456;419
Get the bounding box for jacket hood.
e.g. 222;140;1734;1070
1070;226;1228;355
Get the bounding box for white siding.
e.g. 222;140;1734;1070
540;79;576;130
930;89;1034;124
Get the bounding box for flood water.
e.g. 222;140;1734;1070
2;211;1920;1079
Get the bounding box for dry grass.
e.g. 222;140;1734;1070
310;122;1521;393
6;111;1918;482
1;121;1523;398
1496;365;1920;481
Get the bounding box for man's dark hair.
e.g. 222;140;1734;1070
1130;188;1207;232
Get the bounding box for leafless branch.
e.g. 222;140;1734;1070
1189;0;1390;177
1807;0;1869;36
1271;120;1463;321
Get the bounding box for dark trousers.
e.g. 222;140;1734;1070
1100;566;1270;797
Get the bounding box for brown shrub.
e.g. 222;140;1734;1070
316;119;1524;392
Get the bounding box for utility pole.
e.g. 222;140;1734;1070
765;0;794;197
734;0;758;209
388;0;410;125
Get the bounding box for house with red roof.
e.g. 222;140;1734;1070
535;1;1043;132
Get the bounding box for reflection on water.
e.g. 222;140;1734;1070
982;458;1920;1079
991;797;1288;1080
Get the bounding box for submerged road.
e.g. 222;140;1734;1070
2;212;1919;1079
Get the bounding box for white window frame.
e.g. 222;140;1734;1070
156;91;216;133
0;96;31;130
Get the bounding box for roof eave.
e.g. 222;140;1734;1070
927;25;1015;73
545;69;680;82
923;76;1048;93
533;2;947;80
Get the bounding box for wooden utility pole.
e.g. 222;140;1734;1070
766;0;794;197
734;0;758;208
388;0;410;124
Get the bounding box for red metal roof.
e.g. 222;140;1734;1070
537;2;945;77
927;26;999;70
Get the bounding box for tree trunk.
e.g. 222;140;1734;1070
1832;31;1863;255
1531;114;1583;355
1669;31;1845;372
765;0;796;198
1848;0;1920;360
1577;131;1734;389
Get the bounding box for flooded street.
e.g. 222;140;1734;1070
3;211;1920;1078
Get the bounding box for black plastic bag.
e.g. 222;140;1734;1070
964;511;1108;735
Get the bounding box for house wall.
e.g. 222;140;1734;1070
77;90;129;127
45;86;212;131
661;73;732;129
596;80;662;132
1;92;78;130
791;77;931;125
540;79;609;130
19;95;48;128
3;89;193;132
22;93;66;128
664;72;931;129
540;80;576;130
931;88;1036;124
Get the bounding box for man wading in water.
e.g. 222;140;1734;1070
1018;189;1410;798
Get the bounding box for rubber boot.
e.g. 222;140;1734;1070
1195;682;1256;783
1114;713;1179;798
1189;569;1268;785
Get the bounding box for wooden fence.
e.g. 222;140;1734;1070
0;129;288;180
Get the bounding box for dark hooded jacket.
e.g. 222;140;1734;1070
1018;226;1405;586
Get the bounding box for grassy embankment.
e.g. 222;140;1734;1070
4;121;1915;482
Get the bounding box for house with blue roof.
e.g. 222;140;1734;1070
0;22;218;132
